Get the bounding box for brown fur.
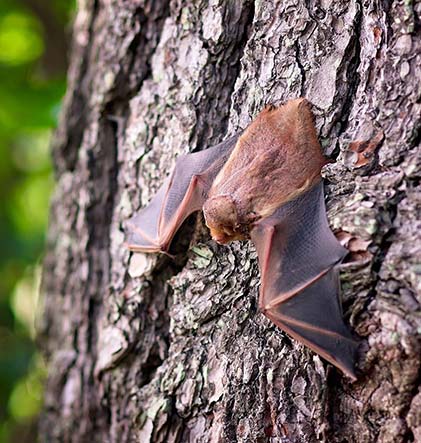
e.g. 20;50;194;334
204;98;326;243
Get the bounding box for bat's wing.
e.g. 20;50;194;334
126;134;239;253
250;181;358;379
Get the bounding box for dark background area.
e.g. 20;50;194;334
0;0;74;441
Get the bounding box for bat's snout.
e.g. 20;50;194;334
203;195;249;244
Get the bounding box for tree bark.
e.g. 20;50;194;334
40;1;421;442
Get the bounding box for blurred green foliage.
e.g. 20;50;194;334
0;0;75;442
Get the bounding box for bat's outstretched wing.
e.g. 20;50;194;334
126;134;239;253
250;180;358;379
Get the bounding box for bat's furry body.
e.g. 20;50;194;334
126;98;358;380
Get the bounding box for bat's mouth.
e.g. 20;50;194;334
209;226;248;245
213;234;231;245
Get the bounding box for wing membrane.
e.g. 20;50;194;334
251;181;358;379
126;134;239;252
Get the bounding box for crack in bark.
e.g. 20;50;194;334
192;1;256;150
333;0;363;145
52;0;100;174
294;40;306;97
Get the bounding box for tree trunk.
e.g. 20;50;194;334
39;1;421;442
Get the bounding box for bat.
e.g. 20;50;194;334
126;98;358;380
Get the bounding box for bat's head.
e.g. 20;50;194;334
203;195;246;244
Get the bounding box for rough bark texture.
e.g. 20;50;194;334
40;1;421;442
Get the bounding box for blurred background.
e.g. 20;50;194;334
0;0;75;442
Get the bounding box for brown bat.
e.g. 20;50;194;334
126;98;358;380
